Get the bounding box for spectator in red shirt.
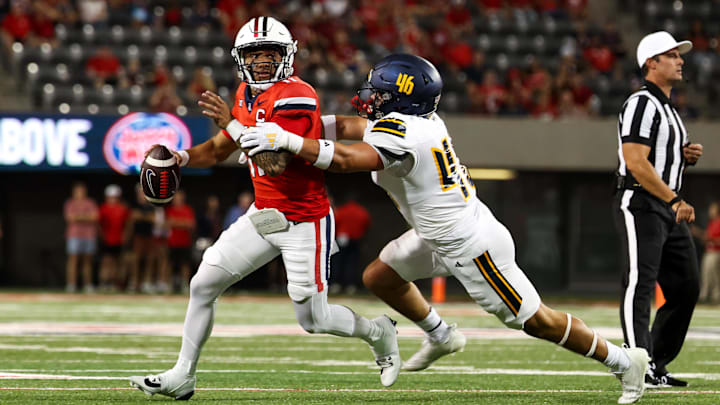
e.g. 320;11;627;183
688;20;709;53
583;36;615;74
216;0;246;31
86;46;121;88
221;6;248;41
531;89;557;120
64;182;99;293
443;37;473;70
164;0;183;26
398;17;426;57
556;88;587;119
186;67;217;102
700;201;720;303
470;70;507;115
366;12;398;52
479;0;503;13
98;184;131;292
164;190;196;293
570;72;594;109
565;0;588;20
445;0;473;35
1;1;31;56
329;30;357;69
150;78;182;113
330;196;371;295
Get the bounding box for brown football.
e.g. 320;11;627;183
140;145;180;206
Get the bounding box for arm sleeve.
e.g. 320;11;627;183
271;83;318;138
620;95;658;146
363;122;411;171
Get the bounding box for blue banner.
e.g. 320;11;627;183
0;113;211;173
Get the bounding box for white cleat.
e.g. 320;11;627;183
615;347;650;404
403;324;466;371
369;315;402;387
129;369;196;401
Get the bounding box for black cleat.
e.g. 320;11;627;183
644;373;662;389
656;372;688;387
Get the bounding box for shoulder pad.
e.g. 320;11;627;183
273;80;318;112
370;117;407;138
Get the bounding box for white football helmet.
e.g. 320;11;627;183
230;16;297;89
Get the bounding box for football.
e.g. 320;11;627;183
140;144;180;206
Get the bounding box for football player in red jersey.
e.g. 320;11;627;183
129;17;400;400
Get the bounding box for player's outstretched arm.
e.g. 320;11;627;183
301;139;383;173
241;122;383;173
172;132;238;169
322;115;368;141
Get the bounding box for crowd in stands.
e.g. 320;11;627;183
0;0;708;119
62;181;372;295
63;181;255;294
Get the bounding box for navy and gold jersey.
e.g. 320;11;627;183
363;112;487;257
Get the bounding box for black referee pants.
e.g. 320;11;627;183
613;189;699;374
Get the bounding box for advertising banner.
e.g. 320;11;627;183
0;113;211;174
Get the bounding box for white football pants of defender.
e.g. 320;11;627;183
177;204;363;371
379;215;541;330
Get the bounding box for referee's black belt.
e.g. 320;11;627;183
616;176;676;193
616;176;644;190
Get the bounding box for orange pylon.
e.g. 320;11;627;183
432;277;446;303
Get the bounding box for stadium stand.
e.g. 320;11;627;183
0;0;706;119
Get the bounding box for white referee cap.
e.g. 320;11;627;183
636;31;692;68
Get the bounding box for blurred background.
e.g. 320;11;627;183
0;0;719;299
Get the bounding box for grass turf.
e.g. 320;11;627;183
0;292;718;404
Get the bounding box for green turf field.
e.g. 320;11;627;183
0;292;718;404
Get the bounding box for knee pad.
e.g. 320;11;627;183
284;252;321;302
292;291;355;336
189;260;236;303
293;293;329;334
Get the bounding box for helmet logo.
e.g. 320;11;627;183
395;73;415;95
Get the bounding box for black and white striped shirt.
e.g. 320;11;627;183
616;81;689;191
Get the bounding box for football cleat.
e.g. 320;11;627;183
615;347;650;404
129;369;196;401
369;315;402;387
644;373;662;389
657;372;688;387
403;324;466;371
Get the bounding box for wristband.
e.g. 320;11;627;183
284;132;304;154
177;150;189;167
314;140;335;170
225;119;245;143
668;195;682;207
321;115;337;141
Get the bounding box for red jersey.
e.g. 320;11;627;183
707;218;720;252
229;77;329;222
99;202;130;246
334;201;371;241
166;204;195;248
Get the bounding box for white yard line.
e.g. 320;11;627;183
1;322;719;339
0;385;719;395
2;369;720;380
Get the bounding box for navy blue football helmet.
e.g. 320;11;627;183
352;53;442;120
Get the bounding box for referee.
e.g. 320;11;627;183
614;31;703;388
